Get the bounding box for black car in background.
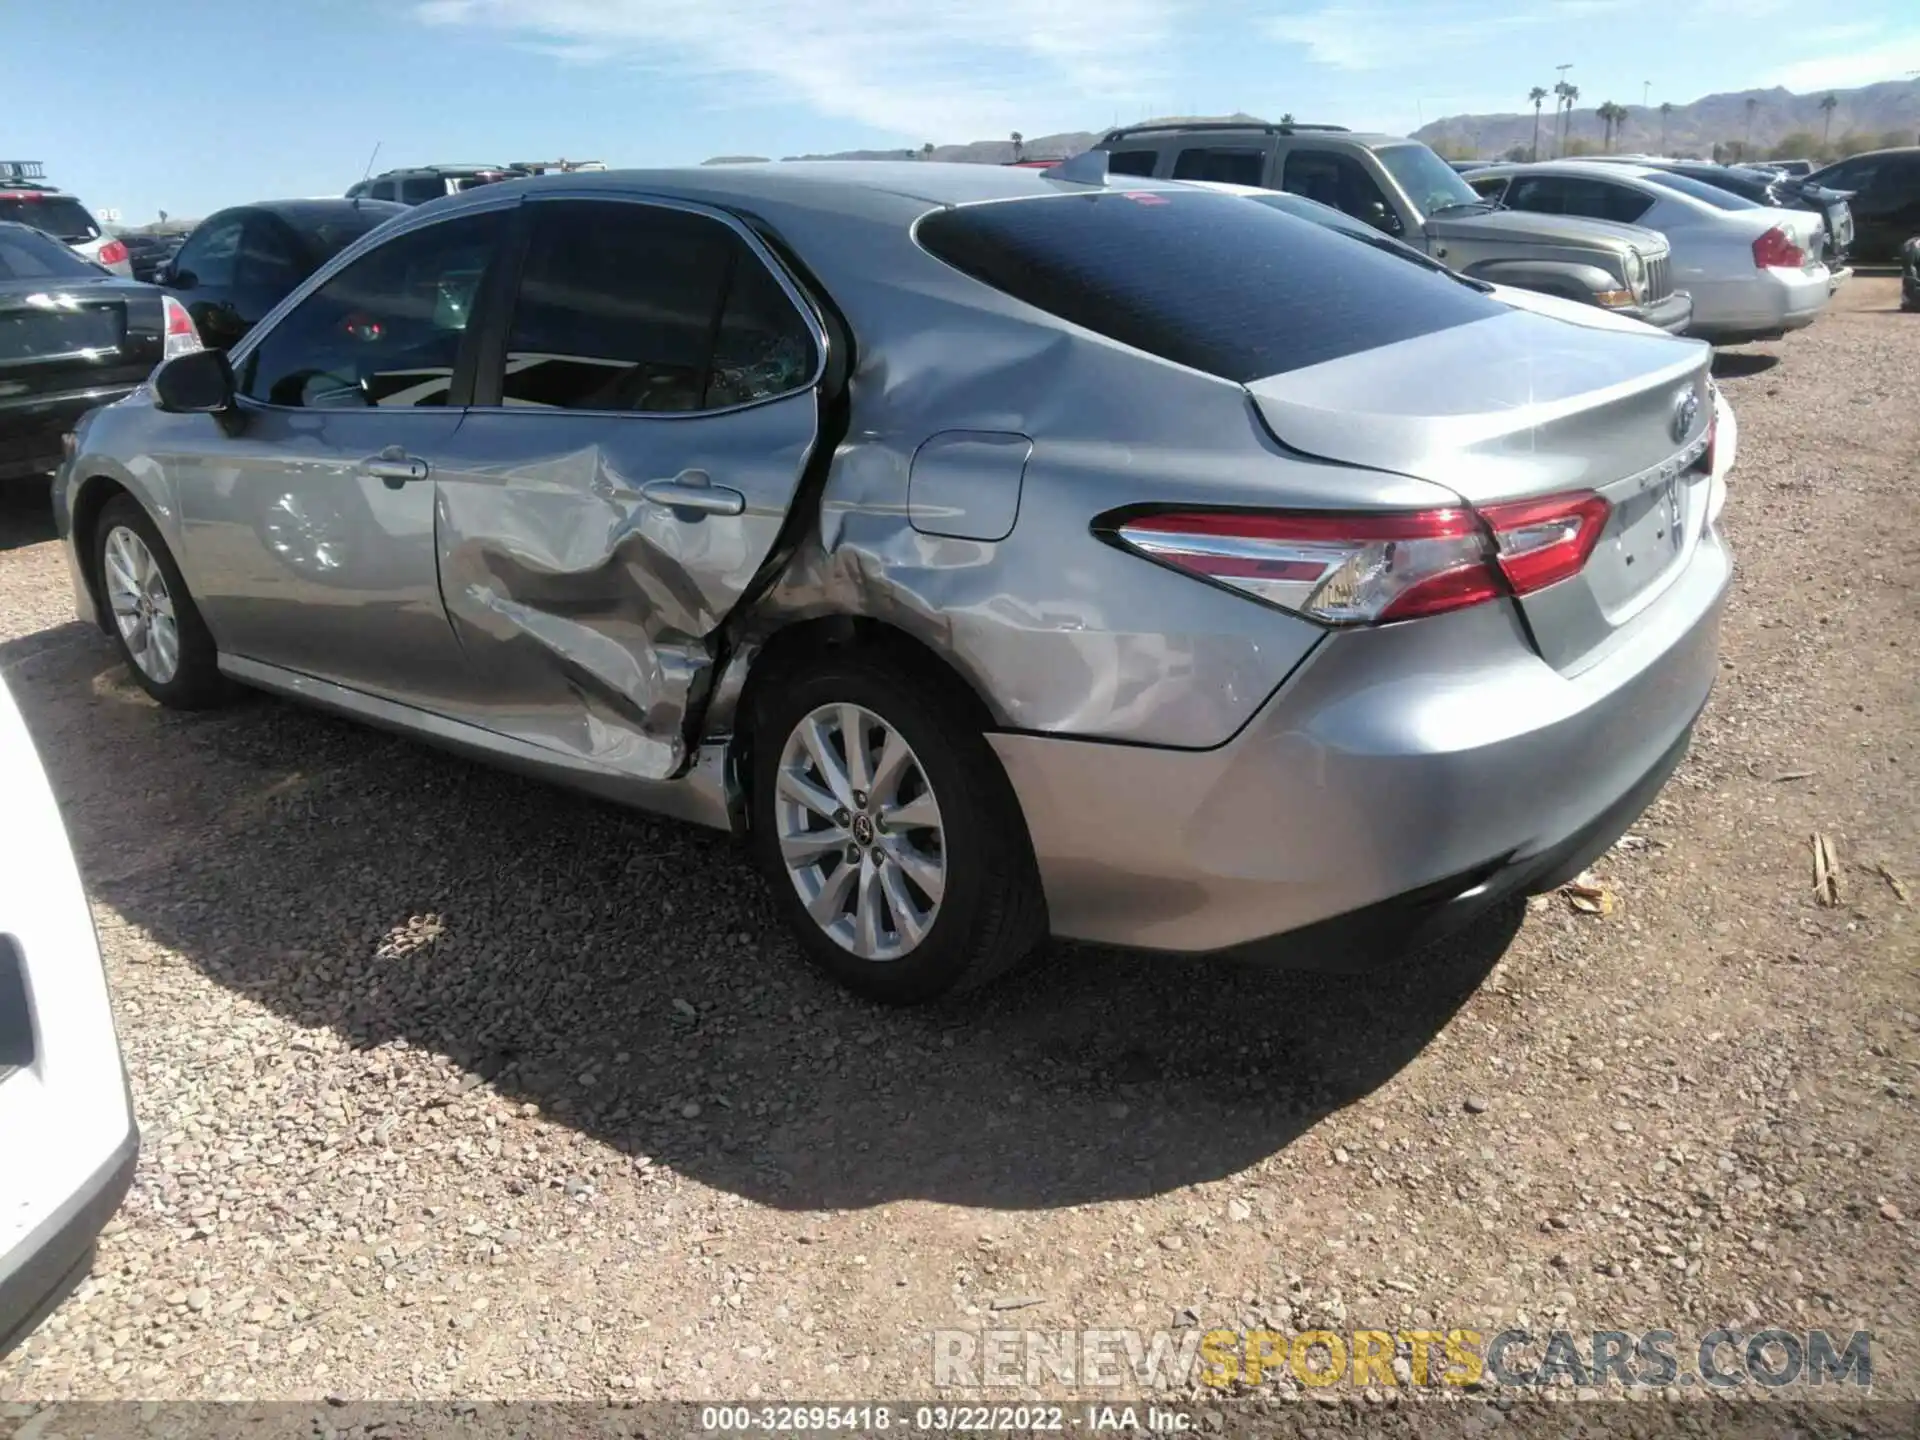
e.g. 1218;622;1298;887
0;222;200;481
158;198;406;350
1804;148;1920;262
118;232;186;284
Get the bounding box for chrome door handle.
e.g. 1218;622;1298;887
637;474;745;517
360;455;430;484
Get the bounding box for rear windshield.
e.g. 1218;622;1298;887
0;225;98;280
1640;172;1761;211
0;194;102;242
915;189;1503;382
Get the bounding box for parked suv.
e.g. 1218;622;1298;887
0;162;131;277
1090;123;1690;332
346;164;522;205
1803;148;1920;262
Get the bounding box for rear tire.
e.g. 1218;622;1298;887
749;647;1047;1004
94;496;229;709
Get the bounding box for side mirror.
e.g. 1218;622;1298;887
152;348;235;414
1367;202;1404;237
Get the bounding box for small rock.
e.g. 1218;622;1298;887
672;998;697;1019
1159;1235;1184;1251
1881;1201;1903;1222
1464;1096;1490;1114
989;1295;1045;1312
185;1288;211;1314
681;1101;702;1119
1227;1197;1252;1223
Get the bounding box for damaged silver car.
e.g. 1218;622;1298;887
55;161;1733;1003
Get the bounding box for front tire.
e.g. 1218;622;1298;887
749;648;1047;1004
94;495;228;709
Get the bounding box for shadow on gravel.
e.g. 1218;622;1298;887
1710;351;1781;379
1;622;1515;1213
0;479;57;553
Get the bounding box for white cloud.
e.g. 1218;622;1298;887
1767;35;1920;91
415;0;1176;139
1265;0;1635;73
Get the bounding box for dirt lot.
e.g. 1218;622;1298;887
0;279;1914;1408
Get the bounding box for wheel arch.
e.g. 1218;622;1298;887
721;615;1000;833
70;473;136;634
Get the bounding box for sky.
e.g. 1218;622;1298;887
5;0;1918;224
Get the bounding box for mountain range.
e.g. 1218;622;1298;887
703;82;1917;167
1414;79;1919;160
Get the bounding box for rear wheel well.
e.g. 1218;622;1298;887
726;617;998;829
71;475;132;632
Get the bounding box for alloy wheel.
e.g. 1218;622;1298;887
774;703;946;962
102;525;181;685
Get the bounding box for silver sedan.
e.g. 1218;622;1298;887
55;162;1733;1003
1465;160;1833;345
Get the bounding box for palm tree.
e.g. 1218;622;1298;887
1559;84;1580;155
1819;92;1838;146
1529;86;1548;160
921;142;935;161
1659;100;1673;152
1598;100;1628;152
1010;131;1024;162
1744;96;1759;153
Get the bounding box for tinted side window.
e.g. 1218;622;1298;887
400;176;448;205
1107;149;1159;177
1281;150;1393;224
369;180;399;201
1505;176;1571;214
917;190;1504;383
499;201;816;413
173;214;244;288
1468;175;1509;201
1172;148;1266;185
1569;180;1653;224
240;209;501;409
235;216;305;292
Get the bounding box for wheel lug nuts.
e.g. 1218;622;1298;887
846;845;861;863
853;790;868;808
833;808;849;826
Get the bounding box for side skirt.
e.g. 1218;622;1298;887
218;655;739;835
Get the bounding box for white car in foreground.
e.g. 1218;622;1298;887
1464;160;1832;345
0;675;137;1358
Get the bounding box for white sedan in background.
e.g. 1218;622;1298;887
0;674;138;1358
1463;160;1832;345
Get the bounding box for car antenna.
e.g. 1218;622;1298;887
1043;150;1109;186
360;141;382;183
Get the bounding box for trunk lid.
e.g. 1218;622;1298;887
1245;306;1715;672
0;280;156;397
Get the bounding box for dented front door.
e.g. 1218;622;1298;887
432;196;826;781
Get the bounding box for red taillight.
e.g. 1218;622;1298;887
1752;226;1804;269
1111;493;1610;626
1479;492;1612;596
97;238;128;266
160;294;203;358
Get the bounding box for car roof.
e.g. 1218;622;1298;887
424;160;1196;224
243;198;410;223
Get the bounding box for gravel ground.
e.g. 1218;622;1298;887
0;279;1914;1408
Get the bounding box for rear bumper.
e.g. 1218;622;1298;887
0;386;138;481
0;1117;137;1359
1689;267;1831;344
991;524;1731;961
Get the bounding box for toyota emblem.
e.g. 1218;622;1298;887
1672;388;1701;443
